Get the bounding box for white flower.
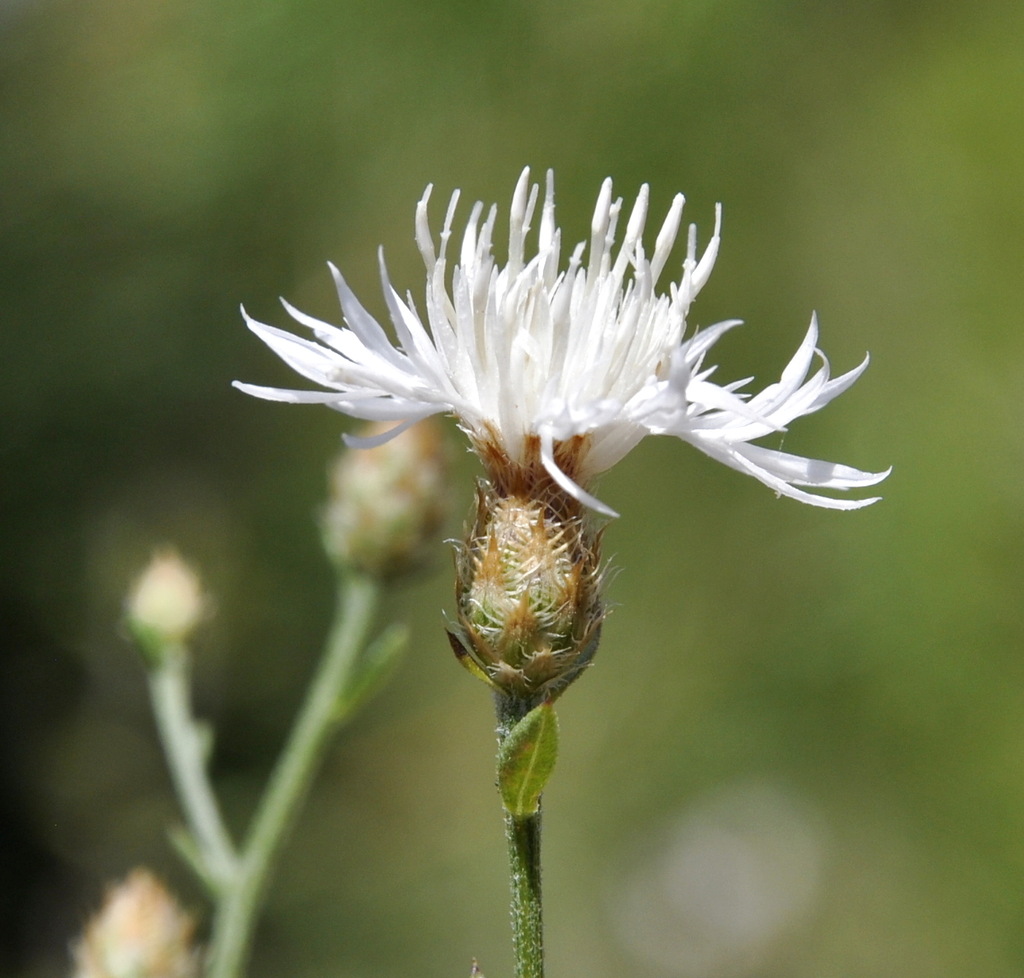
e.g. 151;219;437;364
235;168;888;516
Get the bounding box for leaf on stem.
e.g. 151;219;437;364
167;825;220;895
497;702;559;817
335;623;409;719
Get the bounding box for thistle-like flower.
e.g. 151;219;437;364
236;169;888;699
235;167;888;517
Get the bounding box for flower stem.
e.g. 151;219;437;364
504;809;544;978
148;645;239;890
496;695;545;978
205;572;381;978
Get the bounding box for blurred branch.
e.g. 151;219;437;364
148;644;239;892
204;571;384;978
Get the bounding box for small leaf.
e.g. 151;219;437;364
167;826;218;894
336;623;408;718
447;625;500;690
497;703;559;816
194;719;214;764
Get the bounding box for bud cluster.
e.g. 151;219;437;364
450;465;605;702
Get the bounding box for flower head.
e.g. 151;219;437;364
323;417;448;578
126;549;207;659
448;480;604;700
235;168;888;515
72;869;198;978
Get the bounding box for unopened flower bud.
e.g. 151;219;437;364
71;869;199;978
323;418;448;578
450;476;604;702
126;550;206;661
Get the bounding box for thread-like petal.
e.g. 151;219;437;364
235;169;886;512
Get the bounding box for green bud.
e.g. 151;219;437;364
323;419;448;579
125;549;206;663
450;480;604;702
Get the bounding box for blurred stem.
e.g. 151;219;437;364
496;695;545;978
148;643;239;890
205;572;381;978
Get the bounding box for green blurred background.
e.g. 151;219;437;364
3;0;1022;974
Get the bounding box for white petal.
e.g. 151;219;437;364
341;416;424;448
328;264;409;367
232;382;354;403
650;193;684;283
738;444;892;489
805;352;871;413
539;427;619;518
695;437;886;510
242;314;346;387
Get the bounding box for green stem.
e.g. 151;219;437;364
496;695;545;978
149;645;238;889
205;572;381;978
505;810;544;978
